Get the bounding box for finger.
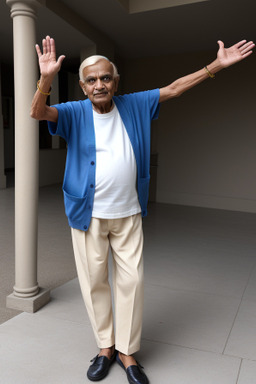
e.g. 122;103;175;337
240;41;255;54
35;44;42;57
234;39;247;49
46;35;51;53
42;38;47;54
50;38;56;57
240;51;253;59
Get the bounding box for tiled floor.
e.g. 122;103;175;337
1;185;256;383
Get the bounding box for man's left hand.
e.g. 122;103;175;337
217;40;255;68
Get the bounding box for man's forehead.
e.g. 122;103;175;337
83;59;114;78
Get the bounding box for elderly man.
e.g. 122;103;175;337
31;36;254;384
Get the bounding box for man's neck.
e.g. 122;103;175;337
92;100;113;114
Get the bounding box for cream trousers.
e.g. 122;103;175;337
71;214;144;355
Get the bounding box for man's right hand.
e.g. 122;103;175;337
31;36;64;122
36;35;65;81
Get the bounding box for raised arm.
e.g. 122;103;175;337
30;36;65;122
159;40;255;103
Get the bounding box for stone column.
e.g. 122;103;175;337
6;0;50;313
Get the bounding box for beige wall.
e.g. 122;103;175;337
123;51;256;213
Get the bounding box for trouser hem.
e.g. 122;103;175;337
97;339;116;350
115;343;141;356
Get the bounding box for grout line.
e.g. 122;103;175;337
236;359;243;384
222;262;256;355
144;280;246;300
222;298;243;355
141;337;241;359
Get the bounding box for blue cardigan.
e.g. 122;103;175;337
48;89;160;231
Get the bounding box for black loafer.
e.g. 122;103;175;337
116;353;149;384
87;350;117;381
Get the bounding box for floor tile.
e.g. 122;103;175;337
143;204;256;298
138;340;240;384
0;313;126;384
144;247;253;298
50;278;83;303
224;299;256;360
33;279;90;325
237;359;256;384
143;283;240;353
34;295;90;325
0;307;21;324
243;266;256;303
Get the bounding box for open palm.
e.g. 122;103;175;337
217;40;254;68
36;36;65;78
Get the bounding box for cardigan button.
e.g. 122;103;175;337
83;225;87;230
90;184;94;188
91;161;95;165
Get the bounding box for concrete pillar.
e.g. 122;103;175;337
0;70;7;189
6;0;50;313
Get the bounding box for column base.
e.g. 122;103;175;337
6;287;51;313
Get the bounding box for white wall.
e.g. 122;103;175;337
123;51;256;213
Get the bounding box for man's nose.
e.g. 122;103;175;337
95;79;104;89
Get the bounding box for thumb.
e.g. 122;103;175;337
217;40;224;49
57;55;66;67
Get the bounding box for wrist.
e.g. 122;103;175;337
207;59;224;75
40;74;55;86
37;78;52;96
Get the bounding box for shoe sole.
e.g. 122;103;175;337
87;372;109;381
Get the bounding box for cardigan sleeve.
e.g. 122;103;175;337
47;100;88;142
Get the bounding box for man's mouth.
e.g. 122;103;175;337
94;92;108;96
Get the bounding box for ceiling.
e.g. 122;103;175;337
1;0;256;71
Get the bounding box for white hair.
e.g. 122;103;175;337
79;55;119;82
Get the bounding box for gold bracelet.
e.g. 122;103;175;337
37;80;51;96
204;66;215;79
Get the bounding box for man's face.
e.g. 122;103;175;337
79;59;119;113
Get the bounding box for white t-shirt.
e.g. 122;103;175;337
92;104;141;219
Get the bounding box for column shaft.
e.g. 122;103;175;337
7;0;51;312
6;0;43;305
13;10;39;297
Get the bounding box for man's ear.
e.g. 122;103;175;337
79;80;87;95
